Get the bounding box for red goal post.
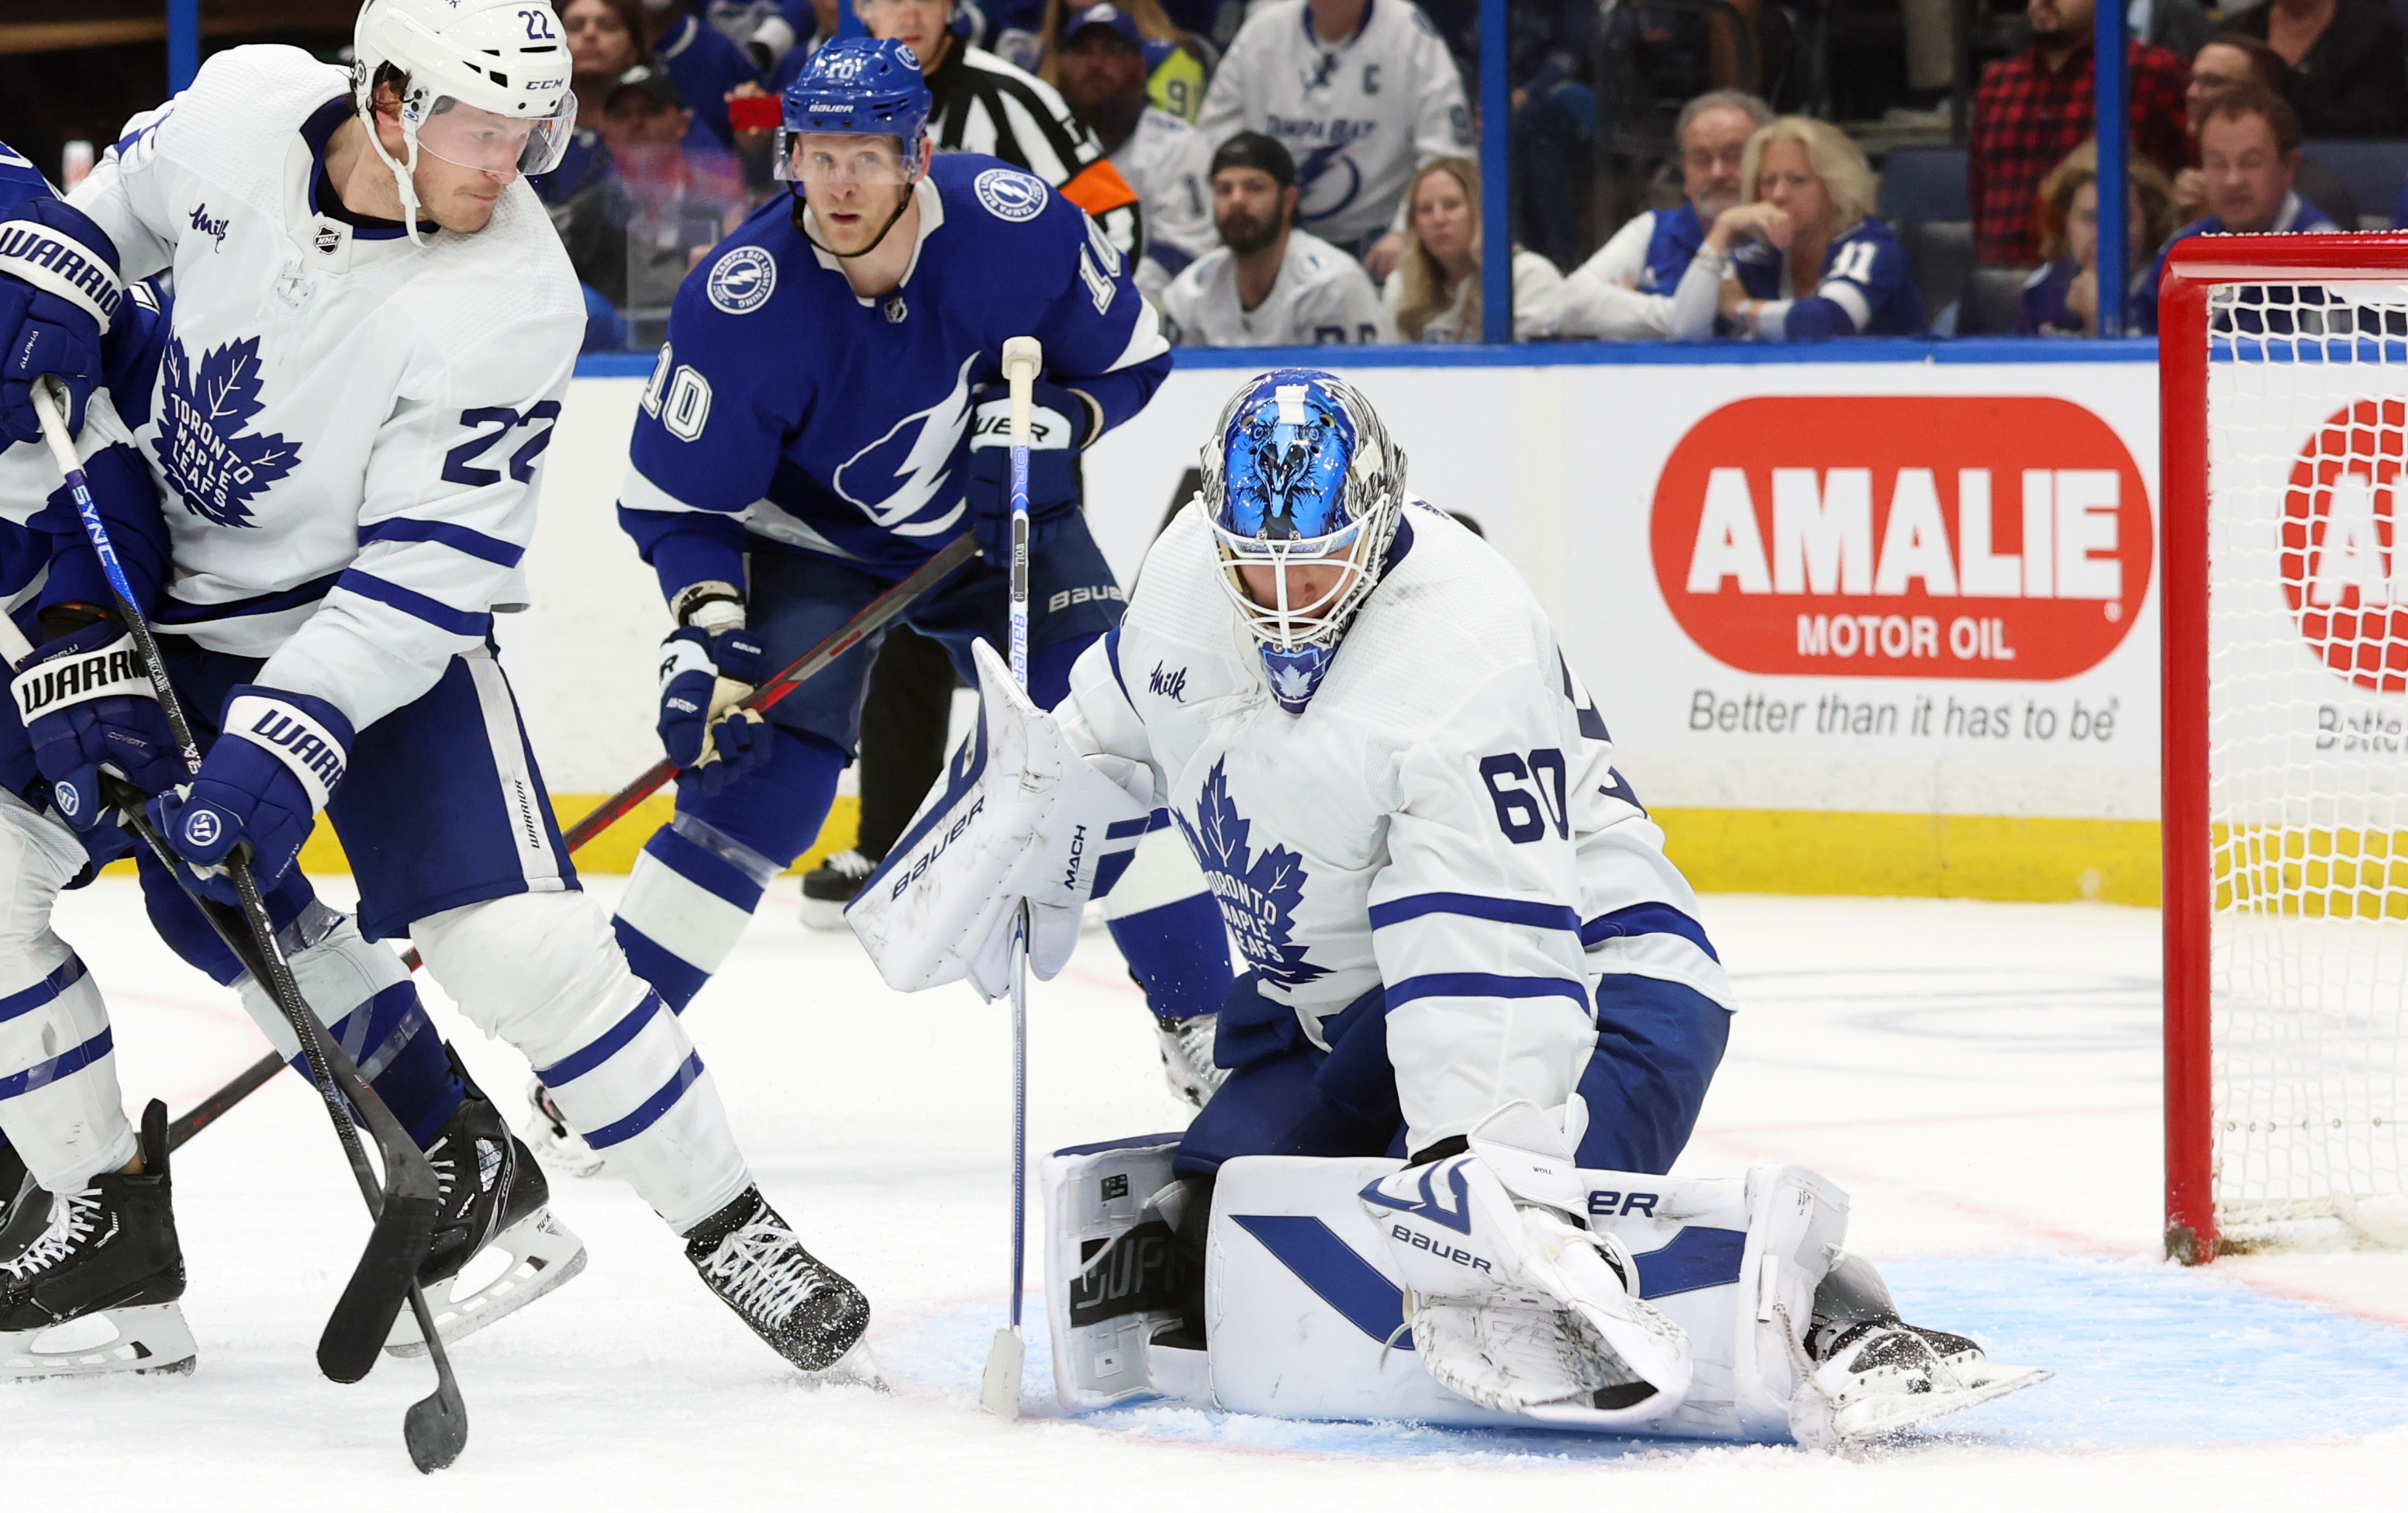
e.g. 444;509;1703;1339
2161;232;2408;1264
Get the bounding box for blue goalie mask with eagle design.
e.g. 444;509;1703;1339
1199;371;1405;713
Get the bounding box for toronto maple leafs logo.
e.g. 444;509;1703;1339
1175;758;1324;990
150;336;301;528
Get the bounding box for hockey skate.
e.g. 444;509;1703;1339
685;1187;875;1378
0;1101;196;1380
1782;1254;2049;1449
1153;1012;1226;1109
800;848;874;931
385;1076;588;1357
523;1075;608;1179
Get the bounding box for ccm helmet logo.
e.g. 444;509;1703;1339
2284;399;2408;692
1651;396;2153;680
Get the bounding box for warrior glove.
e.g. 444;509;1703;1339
0;200;122;442
147;686;352;903
9;618;181;829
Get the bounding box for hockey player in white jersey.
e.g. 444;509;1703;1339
853;371;2045;1439
1158;133;1387;346
1195;0;1471;277
0;0;870;1377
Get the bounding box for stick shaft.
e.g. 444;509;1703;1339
998;337;1040;1333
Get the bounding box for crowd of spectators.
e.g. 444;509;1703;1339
530;0;2408;349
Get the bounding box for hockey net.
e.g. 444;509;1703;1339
2162;235;2408;1260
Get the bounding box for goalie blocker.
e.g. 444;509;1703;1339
1041;1136;2048;1448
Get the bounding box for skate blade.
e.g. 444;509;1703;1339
385;1207;589;1358
802;1339;888;1391
1827;1363;2053;1443
1;1302;198;1381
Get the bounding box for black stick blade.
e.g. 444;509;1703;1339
404;1373;469;1473
318;1197;438;1383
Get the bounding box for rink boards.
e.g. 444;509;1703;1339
305;338;2237;903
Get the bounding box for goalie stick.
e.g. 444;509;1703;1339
160;530;983;1151
32;384;466;1473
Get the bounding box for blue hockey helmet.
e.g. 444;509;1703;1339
1198;371;1406;713
775;37;933;184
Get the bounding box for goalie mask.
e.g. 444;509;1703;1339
1199;371;1406;713
351;0;580;245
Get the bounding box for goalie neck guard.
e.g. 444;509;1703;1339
1199;371;1406;713
350;0;579;245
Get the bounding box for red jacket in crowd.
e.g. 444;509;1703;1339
1969;36;2189;264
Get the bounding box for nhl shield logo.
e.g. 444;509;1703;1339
706;245;778;315
974;168;1048;223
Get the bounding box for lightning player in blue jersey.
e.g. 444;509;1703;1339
592;37;1234;1156
1666;117;1926;341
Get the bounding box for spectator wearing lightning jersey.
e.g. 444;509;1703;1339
1548;88;1770;340
1159;131;1388;345
1669;116;1926;340
1196;0;1472;281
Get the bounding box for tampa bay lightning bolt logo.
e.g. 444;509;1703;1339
1293;138;1364;229
150;335;301;529
830;353;977;534
705;245;777;315
1175;758;1324;990
974;168;1048;222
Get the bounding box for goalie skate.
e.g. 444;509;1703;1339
0;1102;196;1380
1784;1316;2049;1449
386;1074;588;1356
1153;1012;1226;1110
685;1187;872;1373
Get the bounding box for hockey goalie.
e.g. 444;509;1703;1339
849;370;2047;1446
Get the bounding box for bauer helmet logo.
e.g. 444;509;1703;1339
975;168;1049;223
705;246;778;316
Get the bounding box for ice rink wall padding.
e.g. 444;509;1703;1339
275;338;2169;901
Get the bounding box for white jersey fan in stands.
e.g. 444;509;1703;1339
2160;232;2408;1259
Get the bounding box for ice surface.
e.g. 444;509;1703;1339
11;883;2408;1505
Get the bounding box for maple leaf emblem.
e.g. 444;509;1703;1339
1174;758;1325;990
149;335;301;529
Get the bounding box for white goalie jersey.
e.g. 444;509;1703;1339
37;45;584;731
1056;502;1734;1152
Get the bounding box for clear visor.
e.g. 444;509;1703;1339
774;131;914;185
1212;519;1371;650
412;94;578;178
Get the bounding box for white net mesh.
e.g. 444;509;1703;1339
2204;280;2408;1240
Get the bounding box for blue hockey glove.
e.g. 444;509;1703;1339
0;200;123;443
147;686;353;904
657;625;776;796
9;619;184;830
963;378;1089;561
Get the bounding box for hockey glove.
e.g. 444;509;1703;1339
9;618;183;830
962;378;1089;561
147;686;353;903
657;625;776;796
0;200;122;443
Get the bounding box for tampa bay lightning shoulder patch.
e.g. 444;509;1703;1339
974;168;1049;223
705;245;778;315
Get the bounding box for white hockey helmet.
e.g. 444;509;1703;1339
351;0;579;240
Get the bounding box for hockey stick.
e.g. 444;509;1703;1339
978;335;1041;1421
32;384;466;1472
161;530;981;1152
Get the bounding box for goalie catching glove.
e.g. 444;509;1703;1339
847;638;1150;1000
147;686;350;903
1360;1100;1693;1424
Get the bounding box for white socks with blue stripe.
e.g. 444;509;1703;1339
412;889;750;1231
0;791;133;1192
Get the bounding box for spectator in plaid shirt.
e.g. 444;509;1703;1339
1970;0;2188;264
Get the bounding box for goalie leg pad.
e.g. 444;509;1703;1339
0;790;131;1193
412;891;750;1232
